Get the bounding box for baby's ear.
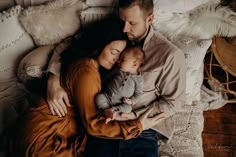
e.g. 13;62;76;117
133;60;139;67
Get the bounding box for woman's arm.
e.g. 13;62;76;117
67;61;143;140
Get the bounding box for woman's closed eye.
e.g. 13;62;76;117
111;50;117;55
111;49;120;55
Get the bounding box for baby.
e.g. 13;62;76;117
95;46;145;123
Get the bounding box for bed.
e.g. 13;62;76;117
0;0;235;156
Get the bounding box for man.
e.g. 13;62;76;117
118;0;186;136
46;0;186;156
86;0;186;156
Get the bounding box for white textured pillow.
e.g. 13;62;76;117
172;38;212;105
0;5;35;82
85;0;212;10
80;7;114;27
153;1;236;41
85;0;211;9
19;0;82;46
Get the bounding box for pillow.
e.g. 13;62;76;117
85;0;212;9
85;0;118;7
80;7;114;27
15;0;53;8
0;5;35;82
85;0;212;11
19;0;82;46
154;1;236;40
153;0;215;13
172;37;212;105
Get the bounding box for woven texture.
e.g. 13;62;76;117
204;36;236;103
159;103;204;157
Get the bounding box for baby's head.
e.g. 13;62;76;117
118;47;145;73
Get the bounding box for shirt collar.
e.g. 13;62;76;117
142;25;155;48
130;25;154;48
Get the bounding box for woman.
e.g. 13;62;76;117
8;17;157;157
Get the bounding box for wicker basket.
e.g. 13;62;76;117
204;36;236;103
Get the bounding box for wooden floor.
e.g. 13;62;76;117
203;103;236;157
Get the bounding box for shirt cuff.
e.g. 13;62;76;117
47;63;61;76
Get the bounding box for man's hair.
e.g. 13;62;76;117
119;0;153;17
124;47;145;66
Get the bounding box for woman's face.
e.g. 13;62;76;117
98;40;127;69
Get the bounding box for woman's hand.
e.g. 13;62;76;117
47;73;71;117
139;107;165;130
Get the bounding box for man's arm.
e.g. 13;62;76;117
46;38;73;116
46;73;70;117
47;37;73;76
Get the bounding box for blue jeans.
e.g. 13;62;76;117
84;129;158;157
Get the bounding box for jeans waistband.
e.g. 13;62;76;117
139;129;157;140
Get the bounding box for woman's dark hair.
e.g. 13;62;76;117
60;15;127;66
60;15;127;88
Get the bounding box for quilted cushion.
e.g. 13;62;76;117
19;0;82;46
0;5;35;82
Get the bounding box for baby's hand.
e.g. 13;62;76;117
122;97;132;105
104;108;115;124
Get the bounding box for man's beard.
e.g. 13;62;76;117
129;27;149;41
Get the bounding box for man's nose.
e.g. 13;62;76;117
123;22;130;33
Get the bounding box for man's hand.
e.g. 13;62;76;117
47;73;71;117
139;107;165;130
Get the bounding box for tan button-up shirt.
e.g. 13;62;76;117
133;26;186;140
